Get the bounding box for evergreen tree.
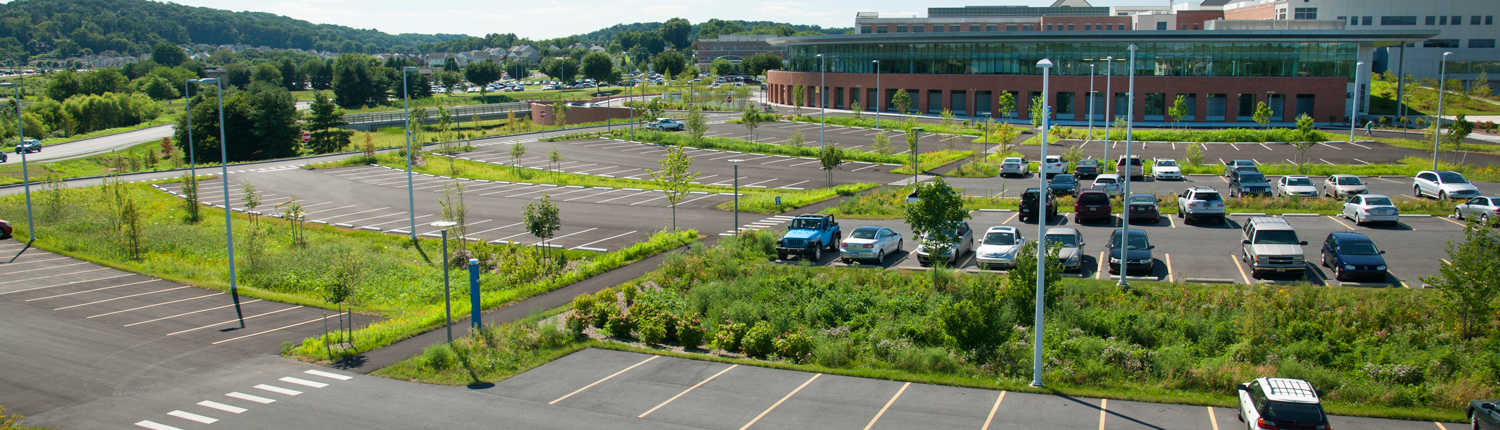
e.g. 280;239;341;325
304;92;353;154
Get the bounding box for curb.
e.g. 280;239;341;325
1399;214;1432;218
1184;278;1236;284
1230;213;1266;216
1281;213;1319;217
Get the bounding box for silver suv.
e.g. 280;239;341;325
1240;217;1308;279
1176;186;1225;225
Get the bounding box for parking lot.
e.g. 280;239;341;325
154;165;730;252
707;120;989;157
491;348;1460;430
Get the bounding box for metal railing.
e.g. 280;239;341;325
343;101;531;124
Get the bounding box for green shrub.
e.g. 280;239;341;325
774;328;815;363
622;283;638;306
423;344;455;370
812;336;854;367
677;312;705;348
638;315;667;345
565;311;590;336
591;301;617;329
711;321;747;352
742;321;776;358
572;293;597;316
604;309;635;338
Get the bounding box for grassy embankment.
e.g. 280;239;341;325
376;232;1484;422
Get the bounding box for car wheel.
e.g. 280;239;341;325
1472;415;1480;430
1321;251;1329;268
829;234;841;251
896;239;903;251
812;246;821;261
1334;265;1344;282
876;250;885;263
1482;214;1491;226
1455;208;1465;220
777;252;787;260
1414;185;1423;198
1440;191;1448;200
1073;216;1081;224
841;258;851;265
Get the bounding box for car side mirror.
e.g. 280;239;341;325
1379;250;1386;254
1242;240;1251;245
1147;245;1155;250
1237;383;1249;392
1300;241;1309;245
1080;242;1086;246
1484;403;1495;410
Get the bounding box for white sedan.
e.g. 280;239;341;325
1000;157;1029;177
1151;158;1182;181
1342;194;1400;226
976;226;1027;270
1275;175;1319;198
1040;155;1067;177
840;226;902;264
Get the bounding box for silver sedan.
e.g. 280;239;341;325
1044;227;1085;272
1342;194;1400;226
1322;174;1368;198
840;226;902;264
1454;196;1500;225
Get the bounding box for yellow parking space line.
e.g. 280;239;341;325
639;364;738;418
1374;177;1404;184
981;391;1007;430
1437;216;1466;227
1164;253;1174;283
1208;406;1219;430
1003;213;1018;224
1167;215;1176;228
1231;254;1251;285
1389;270;1412;288
550;355;659;405
1441;258;1451;266
740;373;821;430
1218;176;1228;184
1098;399;1108;430
1096;252;1107;280
1327;215;1354;230
862;382;910;430
1436;422;1449;430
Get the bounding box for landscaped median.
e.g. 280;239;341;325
1012;126;1355;146
0;178;699;363
372;231;1483;423
598;128;973;175
1176;156;1500;182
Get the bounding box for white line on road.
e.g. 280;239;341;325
135;420;182;430
87;294;218;319
167;410;218;424
212;318;325;345
537;228;598;245
197;400;247;414
253;384;302;396
226;392;276;404
571;231;639;250
278;376;329;388
304;369;354;380
167;306;304;336
123;300;263;327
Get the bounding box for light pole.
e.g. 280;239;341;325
1088;63;1096;142
873;60;881;129
0;81;33;245
910;127;923;185
183;81;197;179
730;159;744;233
431;220;457;343
817;53;826;153
1032;57;1053;389
1104;56;1113;170
402;66;419;242
1350;61;1363;142
1434;50;1446;170
1120;44;1136;289
188;77;245;328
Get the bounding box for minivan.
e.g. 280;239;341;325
1074;190;1113;224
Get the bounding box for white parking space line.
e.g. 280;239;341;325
629;195;670;205
211;317;324;345
54;286;193;311
851;164;878;172
225;392;275;404
253;384;302;396
302;204;358;215
316;207;392;221
166;306;303;336
123;300;264;327
570;231;639;250
88;294;219;319
25;279;162;302
197;400;247;414
304;369;353;381
790;160;821;167
778;180;810;189
167;410;217;424
0;262;94;280
135;420;182;430
364;214;434;228
342;212;406;224
742;178;779;187
676;194;720;206
278;376;329;388
537;228;600;246
467;222;524;237
596;192;649;204
566;189;621;202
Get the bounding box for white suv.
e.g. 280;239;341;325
1040;155;1067;178
1237;378;1330;430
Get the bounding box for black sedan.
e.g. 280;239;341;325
1319;232;1387;282
1468;400;1500;429
1125;193;1160;224
1074;159;1101;178
1048;174;1078;196
1106;229;1155;275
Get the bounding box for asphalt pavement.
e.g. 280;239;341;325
12;125;174;163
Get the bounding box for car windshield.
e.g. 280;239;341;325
1364;197;1393;206
790;219;822;229
1113;233;1150;250
1196;192;1222;202
1340;241;1380;255
1336;176;1363;185
1438;172;1470;184
1263;401;1326;424
1239;173;1266;183
983;232;1017;246
1045;234;1078;247
1128;195;1155;204
1157;160;1177;167
1052;175;1075;184
850;229;879;239
1287;178;1313;186
1254;230;1301;245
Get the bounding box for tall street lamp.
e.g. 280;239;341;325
1088;63;1096;142
817;53;826;153
1031;57;1053;389
909;127;922;186
0;81;33;245
873;60;881;129
402;66;419;242
1120;44;1136;289
1350;61;1364;142
183;81;198;179
1103;56;1114;169
431;220;458;343
188;77;246;328
1428;50;1452;170
730;159;744;233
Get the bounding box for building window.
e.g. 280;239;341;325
933;25;944;32
1425;39;1459;48
1381;16;1417;25
1068;24;1074;31
1085;24;1092;30
1157;22;1168;30
1453;15;1462;25
1047;24;1054;31
1277;8;1287;20
1426;16;1435;25
1294;8;1317;20
876;25;888;34
967;25;978;32
1008;24;1018;31
950;25;960;32
1106;24;1113;30
1471;39;1497;48
861;25;872;33
1440;16;1448;25
896;25;907;33
988;24;999;31
1362;16;1372;25
1350;16;1358;25
1473;16;1483;25
1489;16;1494;25
1193;24;1200;30
913;25;924;32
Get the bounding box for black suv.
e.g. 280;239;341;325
1229;169;1272;198
1019;188;1057;223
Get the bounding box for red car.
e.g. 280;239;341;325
1074;190;1113;224
0;219;11;239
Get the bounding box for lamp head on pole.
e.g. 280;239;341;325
430;221;458;229
404;66;418;72
0;82;15;88
189;78;220;84
1036;58;1053;69
1128;44;1138;52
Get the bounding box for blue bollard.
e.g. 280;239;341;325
468;258;481;329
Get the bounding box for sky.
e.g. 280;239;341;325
159;0;1166;41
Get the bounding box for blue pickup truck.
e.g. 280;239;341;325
776;214;841;261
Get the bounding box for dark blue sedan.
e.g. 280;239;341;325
1048;174;1078;196
1319;232;1387;282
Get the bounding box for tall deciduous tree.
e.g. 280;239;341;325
523;194;562;258
437;71;463;94
581;51;615;93
300;58;332;90
331;53;380;108
151;42;186;67
173;81;301;163
463;60;503;101
253;63;282;85
904;177;971;265
304;91;353;154
892;89;911;115
686;106;708;145
741;53;783;77
659;18;693;50
1421;219;1500;339
997;91;1015;121
646;144;699;230
651;50;687;79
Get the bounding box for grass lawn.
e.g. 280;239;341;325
295;86;651;112
1015;126;1355;146
0;180;699;362
378;232;1485;422
0;140;184;186
1178;156;1500;182
1369;79;1500;116
608;129;973;171
1376;136;1500;155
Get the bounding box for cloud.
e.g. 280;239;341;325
752;1;839;17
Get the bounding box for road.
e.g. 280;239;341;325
14;125;174;163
